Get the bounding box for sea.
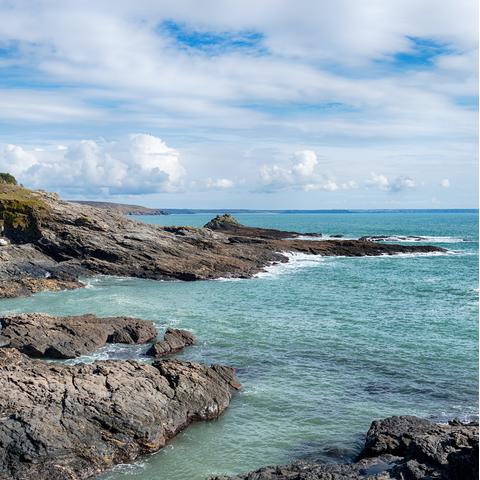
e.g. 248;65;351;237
0;210;478;480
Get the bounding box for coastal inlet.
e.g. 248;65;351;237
1;206;477;480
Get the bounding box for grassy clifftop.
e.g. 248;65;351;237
0;184;48;243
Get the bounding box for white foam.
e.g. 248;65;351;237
359;235;469;243
292;234;470;243
294;234;355;241
298;234;472;243
253;248;467;279
64;343;149;365
214;277;244;282
254;252;328;279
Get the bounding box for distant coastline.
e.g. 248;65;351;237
71;200;169;215
153;208;479;215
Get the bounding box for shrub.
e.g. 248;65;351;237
0;173;18;185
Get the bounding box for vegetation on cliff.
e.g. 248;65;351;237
0;184;49;243
0;172;17;185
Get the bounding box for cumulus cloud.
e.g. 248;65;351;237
440;178;450;188
0;2;475;206
367;173;416;192
0;134;185;196
258;150;355;192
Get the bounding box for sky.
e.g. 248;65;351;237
0;0;477;209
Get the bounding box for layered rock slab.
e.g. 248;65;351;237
0;348;240;480
212;416;478;480
0;313;157;359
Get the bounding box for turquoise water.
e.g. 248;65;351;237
0;212;478;479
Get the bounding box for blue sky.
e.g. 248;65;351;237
0;0;477;208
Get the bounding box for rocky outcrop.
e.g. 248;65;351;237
146;327;196;357
212;416;478;480
0;186;446;298
0;348;241;480
204;213;322;240
0;313;157;359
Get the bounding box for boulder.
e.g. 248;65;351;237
147;327;196;357
0;313;157;359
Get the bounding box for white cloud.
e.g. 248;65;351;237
367;173;390;190
205;178;234;189
258;150;355;192
0;134;185;195
0;1;475;206
367;172;416;192
440;178;450;188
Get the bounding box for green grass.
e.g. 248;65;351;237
0;185;48;241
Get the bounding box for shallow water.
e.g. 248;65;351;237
1;211;478;479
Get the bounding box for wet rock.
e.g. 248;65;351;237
0;348;240;480
146;327;196;357
0;313;157;359
212;416;478;480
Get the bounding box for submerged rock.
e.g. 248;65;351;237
0;348;241;480
146;327;196;357
0;313;157;359
212;416;478;480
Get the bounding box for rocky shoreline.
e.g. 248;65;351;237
0;183;473;480
0;185;445;298
0;313;158;359
0;348;240;480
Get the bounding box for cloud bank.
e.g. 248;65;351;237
0;1;476;207
0;134;185;195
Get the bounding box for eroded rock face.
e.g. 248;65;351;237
0;348;240;480
212;416;478;480
0;313;157;359
146;327;196;357
0;186;446;298
360;416;479;479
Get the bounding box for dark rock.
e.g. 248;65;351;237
0;348;240;480
360;415;479;479
146;327;196;357
204;213;315;240
0;186;446;298
212;416;478;480
0;313;157;359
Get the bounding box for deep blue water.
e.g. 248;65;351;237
0;211;477;480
